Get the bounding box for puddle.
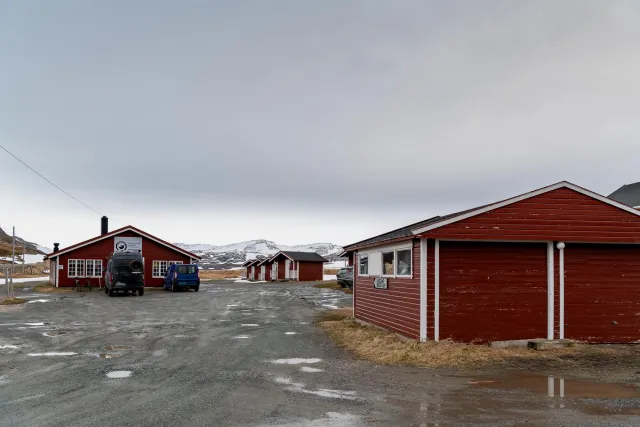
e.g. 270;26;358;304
24;322;46;326
274;377;358;400
27;299;51;304
28;352;77;356
43;331;65;337
301;367;324;373
284;332;298;335
234;335;253;339
105;345;133;351
272;358;322;365
470;374;640;398
241;324;259;327
99;353;122;359
106;370;132;378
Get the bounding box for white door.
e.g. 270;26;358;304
261;265;265;281
272;262;278;280
251;266;255;280
285;260;291;279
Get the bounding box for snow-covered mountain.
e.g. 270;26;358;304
175;239;344;270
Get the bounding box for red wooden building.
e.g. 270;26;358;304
343;182;640;343
268;251;327;281
256;258;273;281
242;259;260;280
44;218;200;288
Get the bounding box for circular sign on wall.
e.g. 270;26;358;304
115;241;128;251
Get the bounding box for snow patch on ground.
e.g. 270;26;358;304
233;335;252;339
271;358;321;365
241;324;259;327
323;275;337;281
25;322;45;326
27;299;50;304
284;332;298;335
234;279;266;283
2;277;49;284
322;304;339;310
0;344;19;349
28;352;77;356
106;371;132;378
300;367;324;373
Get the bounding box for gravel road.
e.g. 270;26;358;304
0;281;638;426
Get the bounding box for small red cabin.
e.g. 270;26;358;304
344;181;640;344
44;220;200;288
268;251;327;281
256;258;272;281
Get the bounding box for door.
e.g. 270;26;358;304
285;259;291;279
564;244;640;342
261;265;265;281
272;262;278;280
439;241;548;343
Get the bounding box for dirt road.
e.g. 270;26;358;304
0;281;638;426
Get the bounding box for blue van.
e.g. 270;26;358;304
164;264;200;292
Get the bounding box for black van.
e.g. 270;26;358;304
105;251;145;296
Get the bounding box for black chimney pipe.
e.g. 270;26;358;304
101;216;108;235
53;243;59;252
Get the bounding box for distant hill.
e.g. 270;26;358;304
0;225;48;262
175;239;344;270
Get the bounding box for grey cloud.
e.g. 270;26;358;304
1;0;640;224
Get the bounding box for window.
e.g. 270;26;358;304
152;261;169;278
86;260;103;278
382;251;395;276
168;261;183;266
396;249;412;276
359;254;369;275
68;259;85;278
177;265;196;274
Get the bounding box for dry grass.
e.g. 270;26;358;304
318;312;631;369
33;284;73;293
0;297;27;305
199;270;243;280
313;281;353;294
324;268;340;275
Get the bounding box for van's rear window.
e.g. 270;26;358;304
178;265;196;274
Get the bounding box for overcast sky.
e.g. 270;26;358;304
1;1;640;249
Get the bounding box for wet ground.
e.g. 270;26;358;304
0;281;638;426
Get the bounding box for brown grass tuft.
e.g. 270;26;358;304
33;284;73;293
199;270;243;280
0;297;27;305
318;315;631;369
324;268;340;275
313;281;353;294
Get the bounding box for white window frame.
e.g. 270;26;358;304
381;251;395;277
355;242;413;279
85;259;103;278
68;259;85;278
152;261;169;278
358;254;369;277
395;248;412;277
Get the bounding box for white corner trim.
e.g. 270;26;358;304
434;239;440;342
412;181;640;235
420;238;427;342
547;242;554;340
55;259;59;288
557;242;566;340
353;251;357;318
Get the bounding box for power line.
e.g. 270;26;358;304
0;143;105;216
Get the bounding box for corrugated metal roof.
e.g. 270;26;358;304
277;251;328;262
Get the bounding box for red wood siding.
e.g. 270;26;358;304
564;244;640;342
55;231;190;287
298;261;323;281
354;239;421;340
277;258;286;280
427;188;640;243
439;241;547;343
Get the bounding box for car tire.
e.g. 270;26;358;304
108;288;114;297
339;282;347;288
172;281;177;292
194;287;199;292
104;286;108;294
138;288;144;296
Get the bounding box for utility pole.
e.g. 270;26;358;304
11;226;15;277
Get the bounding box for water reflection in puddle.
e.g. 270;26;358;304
470;373;640;399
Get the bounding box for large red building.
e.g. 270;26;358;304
343;181;640;343
44;219;200;288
